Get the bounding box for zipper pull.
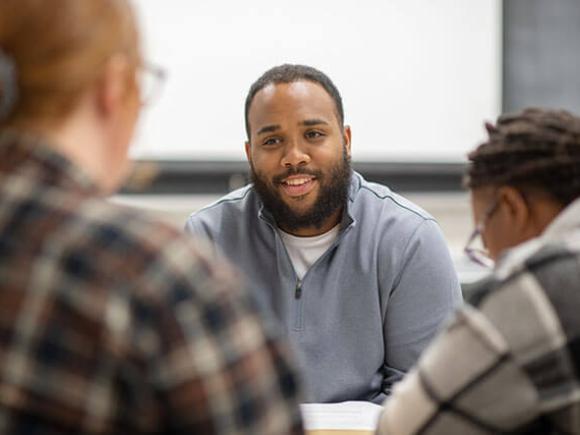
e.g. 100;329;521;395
295;280;302;299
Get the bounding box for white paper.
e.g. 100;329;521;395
300;401;384;431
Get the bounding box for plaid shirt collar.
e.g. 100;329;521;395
0;129;98;196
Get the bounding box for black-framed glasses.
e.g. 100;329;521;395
138;62;167;106
464;198;500;268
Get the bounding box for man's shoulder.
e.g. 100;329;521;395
13;190;225;309
20;185;183;255
68;197;186;267
82;196;179;240
187;184;256;223
351;172;435;223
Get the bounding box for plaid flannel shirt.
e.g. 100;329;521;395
0;131;304;434
377;197;580;434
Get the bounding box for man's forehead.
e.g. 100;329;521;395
258;81;320;99
249;81;338;125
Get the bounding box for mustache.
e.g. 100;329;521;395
272;167;323;184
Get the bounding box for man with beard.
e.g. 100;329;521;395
185;64;462;403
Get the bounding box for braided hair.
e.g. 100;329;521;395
465;108;580;207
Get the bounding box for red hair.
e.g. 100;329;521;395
0;0;140;128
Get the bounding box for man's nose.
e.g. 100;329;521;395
281;140;310;168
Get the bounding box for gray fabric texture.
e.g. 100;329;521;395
185;171;462;403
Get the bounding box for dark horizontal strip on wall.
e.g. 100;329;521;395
122;160;467;195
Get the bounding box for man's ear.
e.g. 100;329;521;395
95;55;133;118
244;140;251;162
343;125;352;157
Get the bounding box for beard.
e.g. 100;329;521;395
251;147;352;233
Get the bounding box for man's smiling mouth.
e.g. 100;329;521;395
280;175;317;197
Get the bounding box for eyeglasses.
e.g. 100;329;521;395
463;198;499;268
138;62;167;106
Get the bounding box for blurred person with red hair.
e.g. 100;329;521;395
0;1;303;433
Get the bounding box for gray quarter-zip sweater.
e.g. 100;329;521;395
185;172;462;403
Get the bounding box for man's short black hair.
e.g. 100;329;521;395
244;64;344;140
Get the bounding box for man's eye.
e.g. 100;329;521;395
306;131;324;139
262;137;281;146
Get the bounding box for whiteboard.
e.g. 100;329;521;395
131;0;501;162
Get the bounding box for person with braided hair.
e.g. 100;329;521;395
376;108;580;434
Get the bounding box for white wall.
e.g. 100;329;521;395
131;0;501;162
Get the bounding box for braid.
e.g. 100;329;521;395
465;108;580;206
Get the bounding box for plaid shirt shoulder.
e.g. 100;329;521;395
0;136;303;434
377;241;580;435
